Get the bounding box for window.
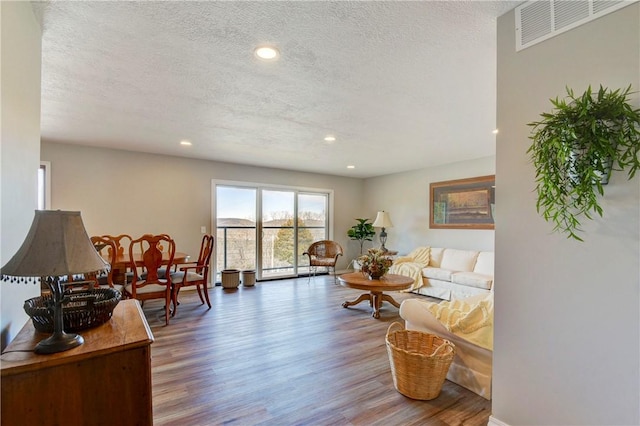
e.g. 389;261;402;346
213;181;333;282
38;161;51;210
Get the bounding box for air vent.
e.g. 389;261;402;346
516;0;636;51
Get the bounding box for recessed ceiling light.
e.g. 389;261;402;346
347;165;355;169
254;46;279;60
180;140;192;146
492;129;499;134
324;135;336;143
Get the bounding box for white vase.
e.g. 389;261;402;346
352;259;361;271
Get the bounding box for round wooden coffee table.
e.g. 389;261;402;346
338;272;413;319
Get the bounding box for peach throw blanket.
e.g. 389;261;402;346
427;294;494;350
389;246;431;291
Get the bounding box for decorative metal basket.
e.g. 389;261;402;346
24;288;121;333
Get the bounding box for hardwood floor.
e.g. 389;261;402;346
142;275;491;426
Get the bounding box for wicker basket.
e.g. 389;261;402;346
241;270;256;286
24;288;121;333
221;269;240;289
385;322;456;400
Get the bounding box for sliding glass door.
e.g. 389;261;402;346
261;189;295;279
215;186;257;278
297;193;329;272
214;182;331;282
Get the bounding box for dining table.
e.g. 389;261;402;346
107;251;191;284
111;252;191;268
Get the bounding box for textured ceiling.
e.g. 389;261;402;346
32;1;520;178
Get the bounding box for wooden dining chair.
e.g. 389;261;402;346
303;240;344;284
137;233;173;278
88;235;130;297
126;234;175;325
60;236;116;292
102;234;132;257
170;234;214;317
102;233;134;286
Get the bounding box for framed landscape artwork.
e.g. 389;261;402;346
430;175;495;229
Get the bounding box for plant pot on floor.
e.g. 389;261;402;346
241;270;256;287
221;269;240;289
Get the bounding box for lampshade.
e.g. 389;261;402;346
1;210;109;354
372;211;394;229
1;210;108;278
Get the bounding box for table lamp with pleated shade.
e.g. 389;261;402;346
1;210;109;354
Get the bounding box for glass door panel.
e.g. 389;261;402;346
215;186;257;282
261;190;296;279
297;193;328;274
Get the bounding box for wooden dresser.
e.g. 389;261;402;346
1;299;154;426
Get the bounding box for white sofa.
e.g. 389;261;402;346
411;247;494;300
399;294;493;400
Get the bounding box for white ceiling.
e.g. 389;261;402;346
32;1;520;178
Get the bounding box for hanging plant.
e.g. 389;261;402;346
527;85;640;241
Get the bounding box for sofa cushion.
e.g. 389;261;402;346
450;272;493;290
428;247;445;267
473;252;494;276
423;266;453;281
440;249;479;272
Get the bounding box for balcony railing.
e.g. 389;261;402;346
216;225;326;282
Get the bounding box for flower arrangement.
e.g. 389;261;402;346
357;248;393;279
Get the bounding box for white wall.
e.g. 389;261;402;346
42;146;496;280
41;142;367;271
493;5;639;425
364;156;495;254
0;2;42;349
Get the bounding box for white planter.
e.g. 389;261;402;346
351;259;362;271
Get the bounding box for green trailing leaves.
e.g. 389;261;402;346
527;85;640;241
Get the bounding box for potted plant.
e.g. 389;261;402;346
527;85;640;241
347;218;376;255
